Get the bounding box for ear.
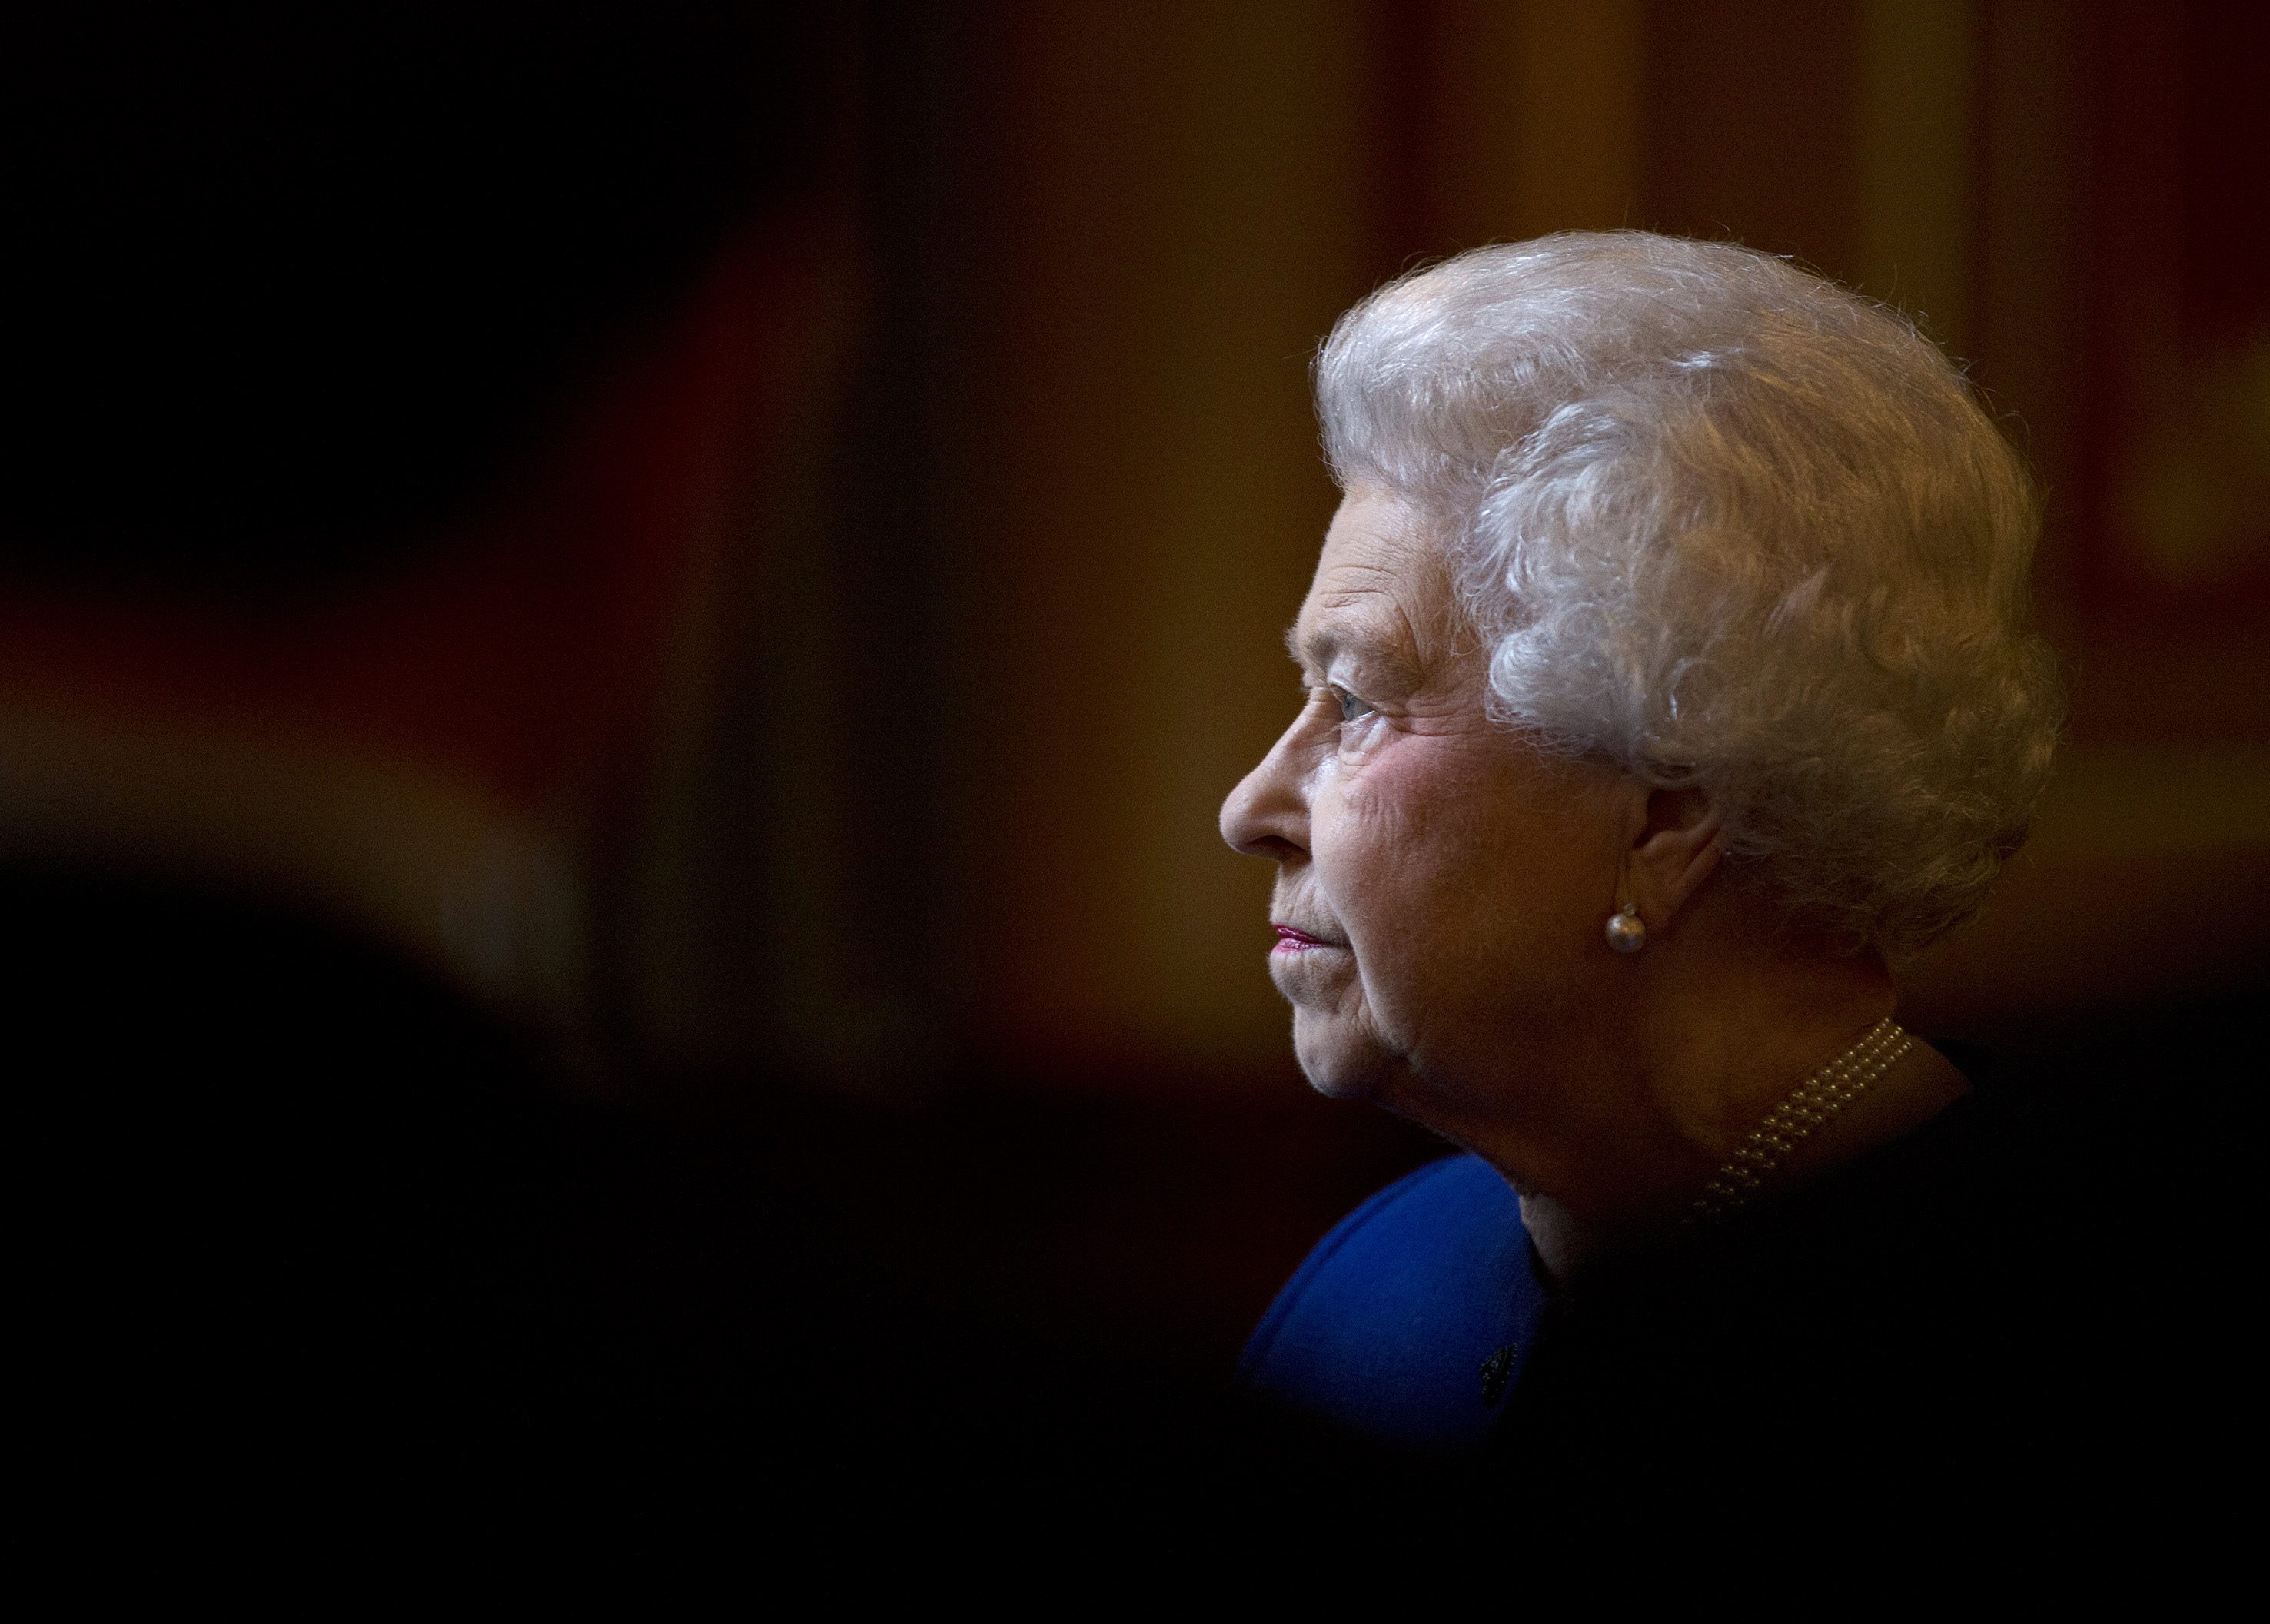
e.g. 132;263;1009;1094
1617;785;1724;935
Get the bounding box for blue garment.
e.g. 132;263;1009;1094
1238;1153;1547;1451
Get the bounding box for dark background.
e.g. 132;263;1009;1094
5;0;2265;1388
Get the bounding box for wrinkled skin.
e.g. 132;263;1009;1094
1220;489;1638;1191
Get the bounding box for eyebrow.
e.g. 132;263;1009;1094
1285;615;1427;696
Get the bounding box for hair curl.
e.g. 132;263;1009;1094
1316;232;2059;957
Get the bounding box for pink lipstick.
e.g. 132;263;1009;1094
1272;925;1338;952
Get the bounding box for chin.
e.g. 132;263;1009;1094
1291;1011;1393;1102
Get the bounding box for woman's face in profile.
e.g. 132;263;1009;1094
1221;490;1627;1151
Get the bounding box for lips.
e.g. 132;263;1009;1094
1272;924;1345;952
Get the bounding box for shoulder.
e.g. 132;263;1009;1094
1240;1153;1544;1451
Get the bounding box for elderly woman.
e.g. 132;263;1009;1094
1222;234;2071;1493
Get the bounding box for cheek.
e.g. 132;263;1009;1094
1316;744;1507;968
1312;753;1426;905
1321;740;1607;997
1331;741;1492;872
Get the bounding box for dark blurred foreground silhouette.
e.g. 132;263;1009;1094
2;1;2259;1568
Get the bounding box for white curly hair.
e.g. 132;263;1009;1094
1316;232;2060;958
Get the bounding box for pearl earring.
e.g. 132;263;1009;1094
1604;904;1646;954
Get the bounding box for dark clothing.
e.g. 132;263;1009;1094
1501;1083;2103;1505
1245;1044;2254;1537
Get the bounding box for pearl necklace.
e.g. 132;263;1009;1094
1691;1016;1914;1220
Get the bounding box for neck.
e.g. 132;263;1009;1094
1495;887;1975;1277
1644;928;1900;1156
1520;1025;1971;1281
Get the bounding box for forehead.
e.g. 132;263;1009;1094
1290;489;1454;673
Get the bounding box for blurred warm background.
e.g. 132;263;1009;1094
587;0;2267;1371
627;0;2269;1074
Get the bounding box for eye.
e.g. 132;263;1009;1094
1334;686;1376;724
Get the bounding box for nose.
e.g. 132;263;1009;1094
1221;721;1308;861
